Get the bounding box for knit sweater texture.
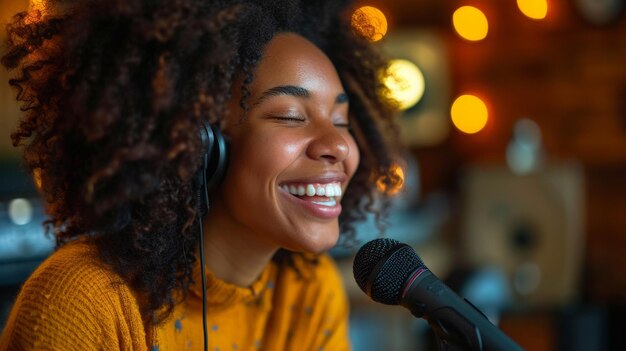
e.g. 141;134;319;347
0;240;350;351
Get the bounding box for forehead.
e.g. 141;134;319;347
247;33;343;95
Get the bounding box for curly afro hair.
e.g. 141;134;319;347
2;0;400;324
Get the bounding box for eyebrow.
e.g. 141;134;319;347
253;85;349;106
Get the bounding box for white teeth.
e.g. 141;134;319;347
306;184;316;196
282;182;343;199
316;185;325;196
326;184;335;197
311;198;337;207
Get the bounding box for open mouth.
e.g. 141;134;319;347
279;182;342;207
278;181;344;219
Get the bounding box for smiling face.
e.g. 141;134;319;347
208;32;359;254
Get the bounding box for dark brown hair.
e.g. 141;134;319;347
2;0;400;324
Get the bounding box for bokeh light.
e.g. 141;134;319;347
517;0;548;20
453;6;489;41
381;59;425;110
29;0;47;14
451;94;489;134
507;119;543;174
375;164;405;196
351;6;388;42
9;198;33;226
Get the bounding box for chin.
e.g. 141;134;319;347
290;228;340;254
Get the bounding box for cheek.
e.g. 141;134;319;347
226;130;302;189
345;135;361;182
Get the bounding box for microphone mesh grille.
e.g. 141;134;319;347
371;245;423;304
353;238;403;293
353;238;424;305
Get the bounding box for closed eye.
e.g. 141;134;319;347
274;116;305;122
270;116;350;129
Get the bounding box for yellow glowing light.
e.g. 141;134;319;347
351;6;388;42
517;0;548;20
21;0;47;22
381;59;425;110
376;164;405;196
452;6;488;41
29;0;47;14
451;95;488;134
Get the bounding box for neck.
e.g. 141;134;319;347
201;204;277;287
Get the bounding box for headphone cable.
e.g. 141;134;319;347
198;166;210;351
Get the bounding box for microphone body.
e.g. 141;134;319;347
401;266;523;351
353;239;524;351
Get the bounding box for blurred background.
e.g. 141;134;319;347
1;0;626;350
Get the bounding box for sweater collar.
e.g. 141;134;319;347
189;258;277;307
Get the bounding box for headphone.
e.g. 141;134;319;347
195;120;229;351
194;121;229;215
196;120;229;207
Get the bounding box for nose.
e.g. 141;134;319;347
306;125;350;163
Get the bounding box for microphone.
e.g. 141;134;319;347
353;238;524;351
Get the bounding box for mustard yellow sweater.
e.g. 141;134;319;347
0;240;350;351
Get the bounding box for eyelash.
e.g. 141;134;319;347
274;116;305;122
273;116;351;128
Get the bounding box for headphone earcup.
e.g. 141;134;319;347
205;123;229;191
198;120;229;193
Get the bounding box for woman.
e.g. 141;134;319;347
0;0;399;350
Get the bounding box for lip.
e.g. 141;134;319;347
278;187;342;219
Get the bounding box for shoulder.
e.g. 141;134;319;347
0;239;145;350
22;239;125;300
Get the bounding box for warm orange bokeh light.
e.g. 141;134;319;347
351;6;388;42
376;164;405;196
517;0;548;20
453;6;488;41
451;94;489;134
30;0;45;8
28;0;47;16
